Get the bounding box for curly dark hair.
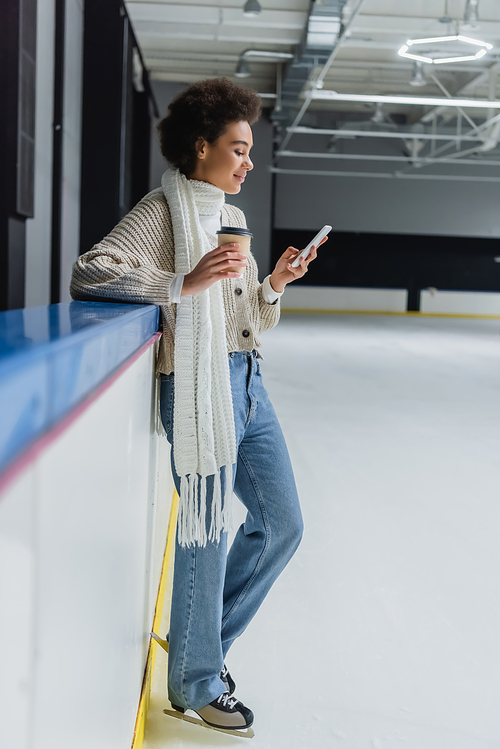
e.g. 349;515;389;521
158;77;261;177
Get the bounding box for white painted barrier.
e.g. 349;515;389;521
0;305;174;749
420;289;500;316
281;285;408;312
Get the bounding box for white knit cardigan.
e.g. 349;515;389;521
70;189;281;376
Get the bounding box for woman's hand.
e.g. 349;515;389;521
181;243;247;296
269;236;328;294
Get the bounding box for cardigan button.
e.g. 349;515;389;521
242;329;250;338
235;288;242;296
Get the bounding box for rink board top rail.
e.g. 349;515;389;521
0;301;160;478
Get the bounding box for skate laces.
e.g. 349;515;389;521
217;692;237;709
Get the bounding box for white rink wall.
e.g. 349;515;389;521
0;343;174;749
420;289;500;316
281;285;500;316
281;286;408;312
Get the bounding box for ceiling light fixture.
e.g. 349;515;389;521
439;0;453;25
433;49;487;64
235;57;252;77
409;61;427;87
370;103;385;124
243;0;262;17
462;0;480;30
398;35;492;65
310;91;500;109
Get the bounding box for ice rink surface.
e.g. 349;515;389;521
144;313;500;749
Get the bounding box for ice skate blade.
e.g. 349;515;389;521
150;631;169;653
163;708;255;739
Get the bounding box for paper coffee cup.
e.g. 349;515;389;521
216;226;253;274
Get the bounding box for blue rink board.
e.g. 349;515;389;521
0;302;160;476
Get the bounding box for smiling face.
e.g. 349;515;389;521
189;120;254;194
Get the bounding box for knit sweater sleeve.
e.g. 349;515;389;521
256;281;281;333
223;203;281;335
70;192;178;305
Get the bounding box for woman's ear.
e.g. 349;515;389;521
195;137;207;160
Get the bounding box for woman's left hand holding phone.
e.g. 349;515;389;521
269;235;328;294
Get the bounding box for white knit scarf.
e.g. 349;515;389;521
161;167;237;547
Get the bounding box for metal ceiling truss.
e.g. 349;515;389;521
128;0;500;182
269;167;500;183
271;0;500;182
274;110;500;179
420;61;500;123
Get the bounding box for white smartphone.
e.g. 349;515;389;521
291;225;332;267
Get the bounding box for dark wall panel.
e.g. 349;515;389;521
131;90;152;209
0;0;37;310
50;0;65;304
17;0;37;217
272;228;500;311
80;0;126;254
80;1;152;255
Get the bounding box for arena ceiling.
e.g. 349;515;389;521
125;0;500;173
126;0;500;112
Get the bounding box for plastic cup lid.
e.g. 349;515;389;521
217;226;253;238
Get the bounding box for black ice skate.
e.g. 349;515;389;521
164;691;254;738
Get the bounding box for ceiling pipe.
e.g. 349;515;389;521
289;126;485;143
268;167;500;184
234;49;294;78
277;150;500;166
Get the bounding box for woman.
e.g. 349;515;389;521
71;77;322;735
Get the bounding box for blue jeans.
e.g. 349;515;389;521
159;350;303;711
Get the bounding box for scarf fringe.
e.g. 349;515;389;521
177;463;234;548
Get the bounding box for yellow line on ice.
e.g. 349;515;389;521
131;489;179;749
281;308;500;319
